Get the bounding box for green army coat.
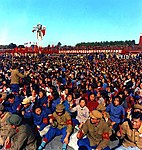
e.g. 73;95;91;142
8;124;37;150
53;111;72;134
81;119;112;149
0;112;11;145
120;121;142;149
10;69;26;84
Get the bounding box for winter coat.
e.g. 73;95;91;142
8;124;37;150
106;103;125;124
10;69;26;84
0;112;11;145
32;110;49;131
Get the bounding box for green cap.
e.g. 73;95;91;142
90;110;102;119
7;114;22;126
56;104;65;113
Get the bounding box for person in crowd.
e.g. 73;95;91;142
70;97;89;128
116;112;142;150
18;97;34;125
4;114;37;150
77;110;111;150
10;63;29;94
87;93;99;112
127;104;142;120
28;89;38;107
37;89;48;109
3;93;21;114
49;85;61;112
63;93;76;114
38;104;72;150
32;105;51;137
106;96;125;131
0;104;11;149
96;91;105;105
97;104;111;127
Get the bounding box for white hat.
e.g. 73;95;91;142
22;98;31;105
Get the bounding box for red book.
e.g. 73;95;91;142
5;142;11;149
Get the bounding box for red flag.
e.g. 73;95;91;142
41;28;46;36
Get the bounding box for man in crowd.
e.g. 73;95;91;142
4;114;37;150
77;110;111;150
10;63;29;94
38;104;72;150
116;112;142;150
0;104;11;149
3;94;21;114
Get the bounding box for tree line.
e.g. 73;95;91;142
0;40;136;49
75;40;135;47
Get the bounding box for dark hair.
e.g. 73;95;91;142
74;92;80;99
132;112;142;121
79;97;87;105
12;63;18;69
113;96;123;105
60;85;65;92
7;94;15;100
39;89;46;97
67;93;73;99
88;93;95;101
32;105;42;113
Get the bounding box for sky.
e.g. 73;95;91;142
0;0;142;46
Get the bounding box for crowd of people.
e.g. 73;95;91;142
0;52;142;150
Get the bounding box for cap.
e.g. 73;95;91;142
134;104;142;111
96;104;106;111
56;104;65;113
90;110;102;119
7;114;22;126
0;104;4;111
22;97;31;105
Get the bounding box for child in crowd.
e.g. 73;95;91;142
106;96;125;134
87;93;99;112
38;104;72;150
63;93;76;114
32;106;51;137
96;91;105;105
70;98;89;129
37;89;48;109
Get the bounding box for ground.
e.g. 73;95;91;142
45;129;119;150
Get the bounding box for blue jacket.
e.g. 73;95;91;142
51;97;61;112
63;100;76;114
21;104;33;119
106;103;125;124
63;100;71;114
37;96;48;108
3;96;21;114
32;109;49;131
